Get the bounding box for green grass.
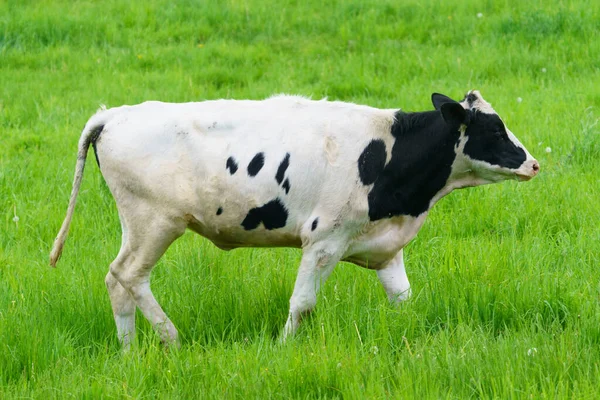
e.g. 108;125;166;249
1;0;600;398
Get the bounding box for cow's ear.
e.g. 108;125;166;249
431;93;456;110
440;102;467;127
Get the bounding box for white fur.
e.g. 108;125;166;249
462;90;496;114
376;250;412;303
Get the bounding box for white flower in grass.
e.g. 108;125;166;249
371;345;379;355
542;68;547;73
477;13;483;18
12;205;19;224
545;147;552;153
517;97;523;103
527;348;538;357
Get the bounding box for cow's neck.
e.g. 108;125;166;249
367;110;461;220
429;129;490;205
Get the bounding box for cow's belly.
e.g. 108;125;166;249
186;213;303;249
342;214;427;269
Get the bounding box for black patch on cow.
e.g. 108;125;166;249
358;139;387;185
226;157;238;175
461;92;478;106
463;112;526;169
282;178;291;194
89;124;104;168
311;218;319;231
241;198;288;230
366;111;460;220
275;153;290;184
216;207;223;215
432;93;456;110
247;152;265;177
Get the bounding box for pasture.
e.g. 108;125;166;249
1;0;599;398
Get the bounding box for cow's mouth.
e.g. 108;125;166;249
516;173;534;181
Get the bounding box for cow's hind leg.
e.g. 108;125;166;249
105;271;136;348
105;222;137;348
108;204;185;347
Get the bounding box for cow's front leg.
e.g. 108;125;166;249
377;249;411;304
282;240;346;341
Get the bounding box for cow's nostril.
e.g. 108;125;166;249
532;161;540;173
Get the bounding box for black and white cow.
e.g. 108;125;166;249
50;91;539;348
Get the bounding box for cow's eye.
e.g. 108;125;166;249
493;131;504;140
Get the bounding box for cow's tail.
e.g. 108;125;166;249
49;107;109;267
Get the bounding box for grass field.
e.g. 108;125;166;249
1;0;600;398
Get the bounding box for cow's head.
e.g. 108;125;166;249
432;90;539;183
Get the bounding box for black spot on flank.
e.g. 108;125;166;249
247;152;265;177
89;124;104;168
311;218;319;231
241;198;288;230
275;153;290;184
226;157;238;175
358;139;387;185
282;178;291;194
216;207;223;215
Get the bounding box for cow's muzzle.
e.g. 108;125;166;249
516;160;540;181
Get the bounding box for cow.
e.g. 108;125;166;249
50;91;539;348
